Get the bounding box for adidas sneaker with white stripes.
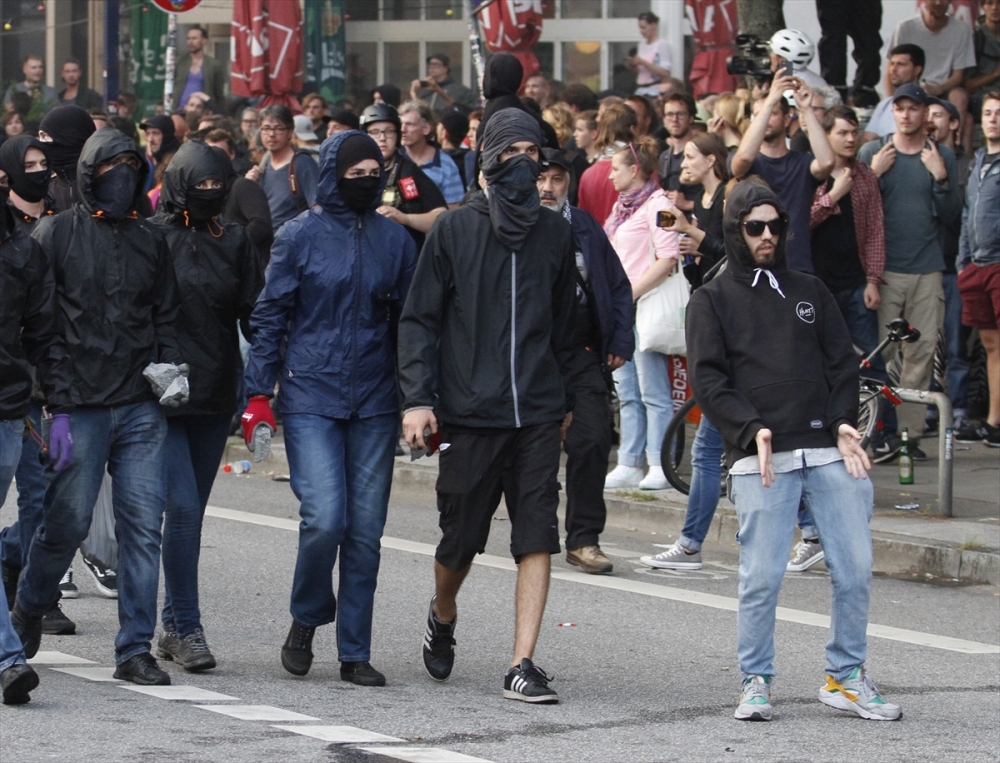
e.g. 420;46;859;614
503;658;558;704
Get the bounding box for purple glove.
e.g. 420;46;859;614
49;414;73;472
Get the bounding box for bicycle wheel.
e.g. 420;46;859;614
661;397;700;495
857;387;881;449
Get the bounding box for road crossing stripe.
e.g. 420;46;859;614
27;650;96;665
359;748;493;763
274;726;404;743
119;685;238;700
205;505;1000;656
49;667;121;682
198;706;320;721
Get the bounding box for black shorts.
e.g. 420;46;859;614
434;423;562;571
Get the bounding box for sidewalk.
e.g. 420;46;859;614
222;434;1000;586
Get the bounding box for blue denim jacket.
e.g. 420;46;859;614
959;149;1000;268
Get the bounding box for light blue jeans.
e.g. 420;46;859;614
730;460;874;682
613;329;672;468
0;419;28;673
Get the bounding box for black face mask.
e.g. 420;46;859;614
185;186;227;223
91;163;139;220
46;143;82;177
15;169;51;203
339;175;381;213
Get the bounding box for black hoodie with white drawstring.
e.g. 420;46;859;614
686;181;859;468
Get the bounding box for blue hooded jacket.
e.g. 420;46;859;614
244;130;418;418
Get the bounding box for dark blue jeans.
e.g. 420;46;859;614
928;273;969;419
16;402;168;665
160;414;231;638
0;419;28;672
283;412;397;662
678;415;724;551
0;403;48;570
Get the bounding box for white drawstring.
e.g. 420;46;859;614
752;268;786;298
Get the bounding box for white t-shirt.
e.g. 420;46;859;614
889;15;976;87
635;39;672;95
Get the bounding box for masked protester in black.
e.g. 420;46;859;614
37;105;96;213
11;128;184;686
148;140;263;672
0;136;55;234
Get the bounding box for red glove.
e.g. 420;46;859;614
241;395;276;447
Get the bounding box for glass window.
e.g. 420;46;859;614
384;0;422;20
608;42;638;94
427;0;463;21
563;41;601;92
609;0;650;19
426;42;465;86
560;0;601;18
344;0;379;21
386;42;420;94
346;42;377;108
533;43;555;82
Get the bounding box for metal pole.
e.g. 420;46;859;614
163;12;178;112
105;0;121;108
467;1;487;104
895;389;953;517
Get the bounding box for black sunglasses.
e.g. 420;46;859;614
742;218;786;237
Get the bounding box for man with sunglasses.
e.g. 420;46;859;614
687;180;900;723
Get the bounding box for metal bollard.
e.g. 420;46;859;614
893;389;953;517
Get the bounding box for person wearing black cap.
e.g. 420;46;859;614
37;105;96;213
537;148;634;575
140;115;180;171
360;102;447;250
327;107;360;135
242;131;417;686
372;84;402;109
410;53;479;117
399;108;577;704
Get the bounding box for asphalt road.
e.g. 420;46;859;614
2;469;998;763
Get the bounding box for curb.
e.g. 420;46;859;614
222;441;1000;586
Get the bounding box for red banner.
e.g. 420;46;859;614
477;0;544;84
231;0;304;109
684;0;739;97
151;0;202;11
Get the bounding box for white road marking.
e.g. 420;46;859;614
197;705;320;721
120;685;238;701
359;748;493;763
274;725;404;743
49;667;121;682
27;651;96;665
204;505;1000;656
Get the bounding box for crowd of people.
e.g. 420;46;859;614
1;5;998;725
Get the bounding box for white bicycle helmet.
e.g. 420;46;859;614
769;29;815;68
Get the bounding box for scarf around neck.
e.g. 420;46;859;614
604;177;659;238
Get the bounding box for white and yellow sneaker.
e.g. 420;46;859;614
819;667;901;720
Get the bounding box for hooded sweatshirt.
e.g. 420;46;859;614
245;130;418;419
686;181;858;467
38;105;96;213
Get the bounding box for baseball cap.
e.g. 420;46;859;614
891;83;929;106
293;114;319;142
542;147;572;174
928;96;960;122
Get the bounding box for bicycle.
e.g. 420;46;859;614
660;317;922;496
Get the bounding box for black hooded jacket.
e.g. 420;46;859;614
0;203;73;419
398;191;577;429
686;182;858;467
152;142;263;416
39;105;96;213
31;128;182;407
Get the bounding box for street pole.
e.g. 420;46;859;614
467;1;488;104
163;12;178;113
105;0;120;109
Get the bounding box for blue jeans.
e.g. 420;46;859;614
17;402;168;665
730;460;874;681
0;403;48;570
0;419;28;672
928;273;969;417
283;412;397;662
161;414;231;637
613;330;672;468
679;416;724;551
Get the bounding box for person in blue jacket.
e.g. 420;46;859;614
241;131;418;686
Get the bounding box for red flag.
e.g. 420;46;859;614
684;0;739;97
231;0;304;110
478;0;544;87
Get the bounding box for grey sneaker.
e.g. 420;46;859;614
172;628;217;672
819;666;901;721
786;539;824;572
734;674;772;721
640;542;703;570
156;631;180;661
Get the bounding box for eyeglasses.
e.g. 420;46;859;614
742;218;787;237
367;128;397;139
259;126;289;134
664;111;690;119
241;119;259;125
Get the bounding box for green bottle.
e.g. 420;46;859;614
899;427;914;485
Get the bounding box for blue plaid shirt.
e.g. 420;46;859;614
407;147;465;205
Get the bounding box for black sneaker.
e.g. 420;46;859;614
871;435;903;464
503;658;559;704
985;424;1000;448
911;444;928;462
172;628;217;672
1;563;19;611
422;596;456;682
1;663;39;705
113;652;171;685
156;631;180;661
58;568;79;599
340;660;386;686
10;603;42;659
922;418;939;438
81;554;118;598
281;620;315;676
42;602;76;635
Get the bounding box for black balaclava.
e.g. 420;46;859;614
480;108;544;251
0;136;51;203
142;114;180;163
373;84;402;109
91;161;139;220
337;133;383;213
39;105;96;180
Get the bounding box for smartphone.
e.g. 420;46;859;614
778;60;794;79
419;79;431;87
656;210;676;228
628;47;637;57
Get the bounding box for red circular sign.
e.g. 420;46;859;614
150;0;204;12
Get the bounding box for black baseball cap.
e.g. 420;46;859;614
891;83;929;106
541;147;570;173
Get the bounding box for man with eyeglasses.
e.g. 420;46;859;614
687;179;900;724
360;102;447;250
656;92;700;211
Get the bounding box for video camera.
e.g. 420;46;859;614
726;34;772;80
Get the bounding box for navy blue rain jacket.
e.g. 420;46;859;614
244;131;418;418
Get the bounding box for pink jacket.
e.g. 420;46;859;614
607;189;680;285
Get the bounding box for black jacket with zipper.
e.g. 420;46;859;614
31;128;182;408
686;181;858;468
399;190;577;429
152;141;263;417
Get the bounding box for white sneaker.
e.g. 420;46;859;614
639;465;668;490
604;465;643;489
